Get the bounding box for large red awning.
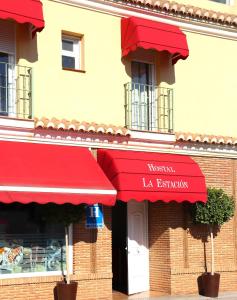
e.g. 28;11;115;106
98;150;207;203
121;17;189;64
0;141;116;205
0;0;45;35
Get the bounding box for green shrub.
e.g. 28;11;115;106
192;188;235;226
191;187;235;275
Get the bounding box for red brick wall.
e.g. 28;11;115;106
149;156;237;295
0;207;112;300
1;155;237;298
149;202;171;294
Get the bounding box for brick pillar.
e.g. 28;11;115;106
149;202;171;294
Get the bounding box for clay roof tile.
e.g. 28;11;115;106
34;117;130;137
109;0;237;28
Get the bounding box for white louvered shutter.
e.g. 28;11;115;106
0;20;15;55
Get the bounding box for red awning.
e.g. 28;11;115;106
0;141;116;205
98;150;207;203
0;0;45;35
121;17;189;64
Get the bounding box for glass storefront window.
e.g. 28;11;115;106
0;203;66;275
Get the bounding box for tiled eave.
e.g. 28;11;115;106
35;118;237;146
34;117;131;137
104;0;237;28
0;116;237;157
176;132;237;145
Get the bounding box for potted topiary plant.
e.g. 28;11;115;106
39;203;84;300
191;187;235;298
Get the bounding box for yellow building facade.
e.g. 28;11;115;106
1;1;237;300
15;0;237;137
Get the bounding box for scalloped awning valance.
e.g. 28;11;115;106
0;0;44;36
121;17;189;64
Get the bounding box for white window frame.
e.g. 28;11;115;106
0;53;16;118
0;21;16;117
131;60;156;131
0;225;73;279
7;54;16;117
210;0;234;4
62;35;80;70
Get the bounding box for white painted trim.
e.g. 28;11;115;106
0;117;34;129
130;130;175;142
0;129;33;137
0;186;117;195
0;270;63;279
68;224;73;274
1;134;237;159
50;0;237;41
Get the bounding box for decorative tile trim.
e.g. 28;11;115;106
106;0;237;28
176;132;237;145
34;117;131;137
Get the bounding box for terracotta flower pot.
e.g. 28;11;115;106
202;272;220;298
56;281;78;300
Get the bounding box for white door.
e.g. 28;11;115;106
131;61;156;131
127;200;149;295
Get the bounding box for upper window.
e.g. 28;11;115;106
62;35;81;70
0;20;32;120
210;0;233;4
125;61;174;133
0;52;9;117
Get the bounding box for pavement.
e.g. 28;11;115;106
144;292;237;300
112;291;237;300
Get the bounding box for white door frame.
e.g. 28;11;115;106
127;200;149;295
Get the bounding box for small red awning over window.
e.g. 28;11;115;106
121;17;189;64
98;150;207;203
0;141;116;205
0;0;45;35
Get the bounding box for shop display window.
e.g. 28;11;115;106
0;203;66;276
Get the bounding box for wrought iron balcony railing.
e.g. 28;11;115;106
125;82;174;133
0;62;32;119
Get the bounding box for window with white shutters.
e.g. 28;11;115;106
0;20;15;56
